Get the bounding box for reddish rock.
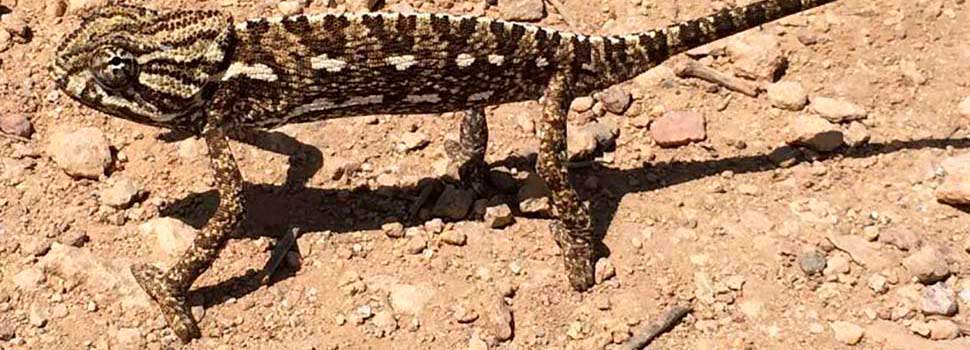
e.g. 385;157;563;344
650;111;706;147
0;114;32;138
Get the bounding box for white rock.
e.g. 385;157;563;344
766;81;808;111
809;97;867;123
46;127;112;179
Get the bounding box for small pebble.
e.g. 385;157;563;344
405;235;428;254
798;250;826;275
440;229;466;246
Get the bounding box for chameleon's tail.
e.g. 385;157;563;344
574;0;837;92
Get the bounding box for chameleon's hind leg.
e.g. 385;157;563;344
444;107;489;194
536;72;596;291
131;126;244;342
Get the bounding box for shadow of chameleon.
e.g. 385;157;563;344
158;130;970;308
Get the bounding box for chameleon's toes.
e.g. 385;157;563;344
550;222;596;292
131;264;201;343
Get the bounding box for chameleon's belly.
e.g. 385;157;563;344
222;12;567;128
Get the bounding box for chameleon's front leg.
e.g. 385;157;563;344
537;72;597;291
445;107;489;194
131;126;244;342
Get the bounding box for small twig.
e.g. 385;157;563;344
260;227;298;284
621;304;692;350
544;0;581;32
0;132;30;143
672;58;760;97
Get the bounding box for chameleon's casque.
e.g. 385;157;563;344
51;5;232;129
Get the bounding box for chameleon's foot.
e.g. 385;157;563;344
131;263;201;343
444;139;490;195
550;222;596;292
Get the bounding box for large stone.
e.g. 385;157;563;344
484;204;515;229
99;176;144;209
650;111;706;147
809;97;867;123
766;81;808;111
0;114;32;138
483;294;514;342
38;243;150;309
920;283;958;316
568;120;619;160
725;33;787;81
785;115;843;152
902;247;950;284
597;87;633;114
46;127;112;179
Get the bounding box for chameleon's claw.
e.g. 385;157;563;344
131;264;201;343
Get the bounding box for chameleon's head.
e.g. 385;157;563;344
51;5;233;130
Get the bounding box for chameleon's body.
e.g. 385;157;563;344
51;0;837;342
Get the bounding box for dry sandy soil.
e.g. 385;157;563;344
1;0;970;349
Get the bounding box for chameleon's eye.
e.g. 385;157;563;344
92;47;138;90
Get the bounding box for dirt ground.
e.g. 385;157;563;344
2;0;970;349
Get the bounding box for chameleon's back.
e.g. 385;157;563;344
225;12;569;127
227;0;836;128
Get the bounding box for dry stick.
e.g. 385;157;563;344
672;58;760;97
260;227;298;284
621;304;692;350
0;132;30;143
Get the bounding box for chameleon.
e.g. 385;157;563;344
50;0;838;342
